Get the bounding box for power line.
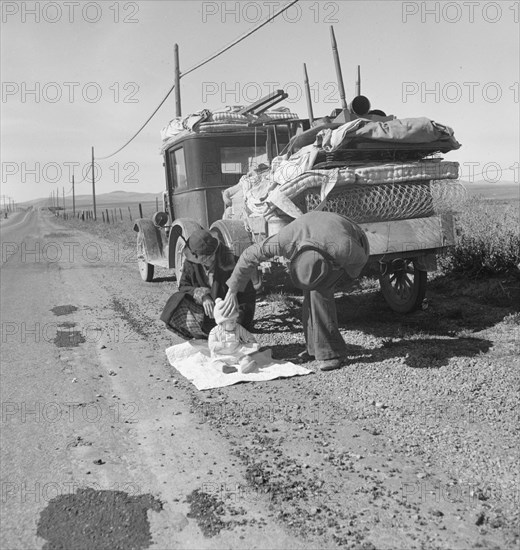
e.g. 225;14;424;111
75;165;92;184
181;0;300;79
97;0;299;160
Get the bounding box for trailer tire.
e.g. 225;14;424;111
379;258;426;313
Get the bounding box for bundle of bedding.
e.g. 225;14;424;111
160;106;299;151
318;117;461;152
227;157;459;222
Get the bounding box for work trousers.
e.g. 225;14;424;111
302;270;346;360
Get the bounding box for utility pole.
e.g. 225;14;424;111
330;26;348;112
174;43;181;117
91;146;97;220
303;63;315;126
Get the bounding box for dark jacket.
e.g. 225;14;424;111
227;212;370;293
161;246;256;331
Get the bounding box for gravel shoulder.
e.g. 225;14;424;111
52;212;520;549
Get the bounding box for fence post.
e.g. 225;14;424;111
102;211;105;223
139;203;143;218
128;206;132;221
119;208;123;221
106;209;110;223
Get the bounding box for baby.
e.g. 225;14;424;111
208;298;258;373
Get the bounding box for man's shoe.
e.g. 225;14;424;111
318;358;343;371
297;350;315;362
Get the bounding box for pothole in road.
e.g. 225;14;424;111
54;330;85;347
51;305;78;316
58;321;76;328
36;487;163;550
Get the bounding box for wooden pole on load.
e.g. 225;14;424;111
91;146;97;220
330;26;348;111
303;63;315;125
174;44;181;117
356;65;361;96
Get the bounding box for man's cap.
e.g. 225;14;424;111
289;247;332;291
186;229;219;257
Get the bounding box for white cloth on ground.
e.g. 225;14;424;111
165;340;312;391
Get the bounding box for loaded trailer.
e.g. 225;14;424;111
134;92;464;314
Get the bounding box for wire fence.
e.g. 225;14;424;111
49;200;160;224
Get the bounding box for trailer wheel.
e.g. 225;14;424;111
137;234;154;282
379;258;426;313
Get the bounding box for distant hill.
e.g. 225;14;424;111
21;181;519;209
21;190;164;208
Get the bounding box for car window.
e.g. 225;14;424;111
170;148;187;188
220;146;268;174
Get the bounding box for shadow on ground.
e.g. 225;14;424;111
268;336;492;370
252;274;520;368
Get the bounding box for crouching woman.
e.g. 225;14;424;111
160;229;256;340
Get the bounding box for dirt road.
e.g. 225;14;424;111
1;209;518;549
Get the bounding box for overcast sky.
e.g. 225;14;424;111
1;0;519;204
